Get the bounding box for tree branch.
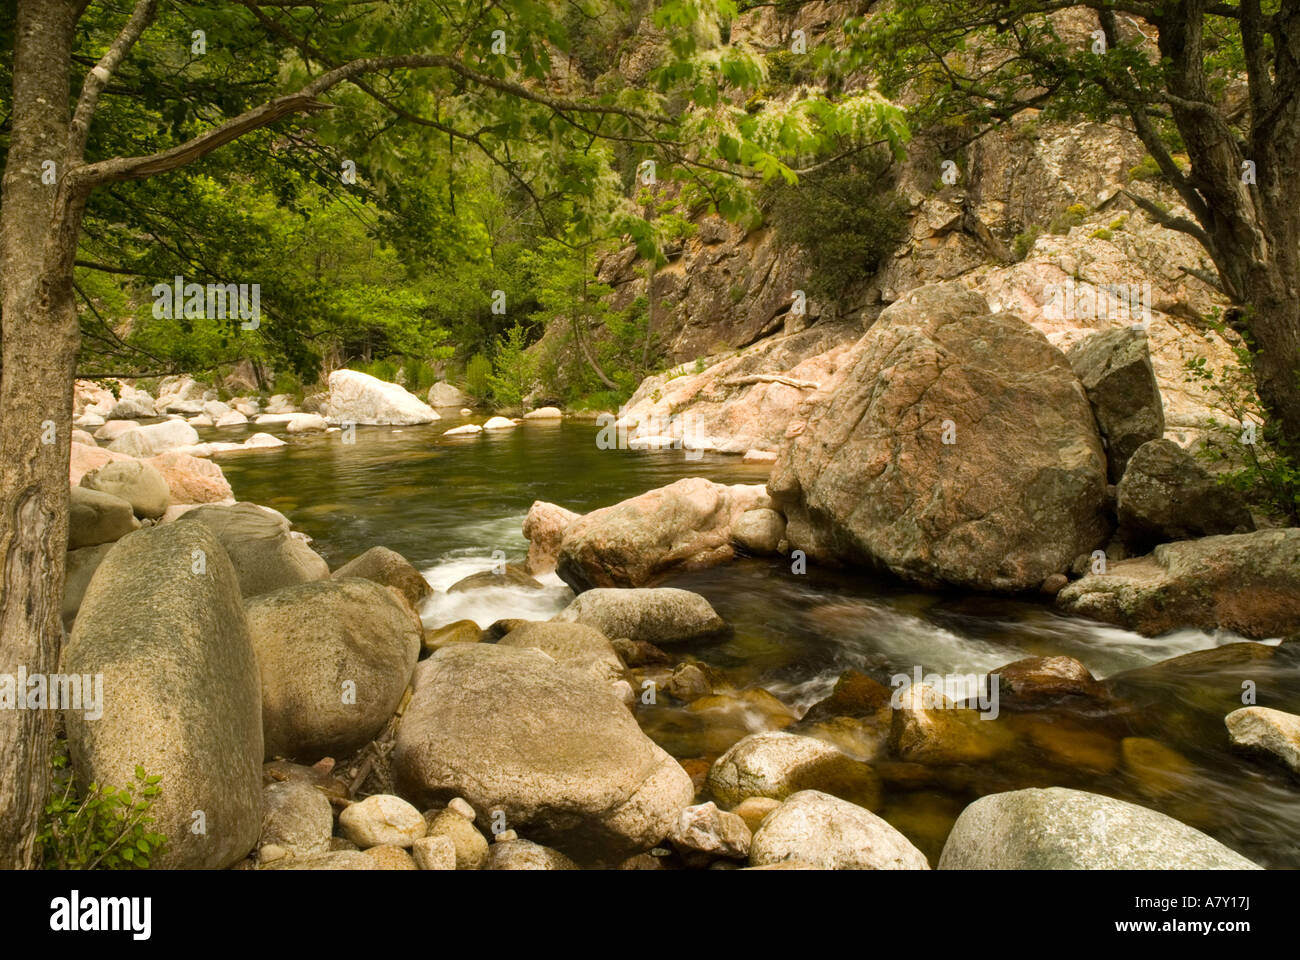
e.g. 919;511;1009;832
68;0;158;162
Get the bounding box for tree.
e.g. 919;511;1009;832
846;0;1300;453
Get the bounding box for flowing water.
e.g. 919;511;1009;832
215;414;1300;867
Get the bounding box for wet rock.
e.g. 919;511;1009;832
1225;707;1300;775
524;406;563;420
1116;439;1254;549
338;794;426;849
801;670;893;724
522;500;581;575
611;637;672;667
68;486;140;548
707;731;880;809
990;656;1106;709
488;839;580;870
732;507;787;555
331;545;432;608
178;502;330;598
423;619;482;654
246;578;421;761
393;644;693;863
483;416;516;430
669;802;751;860
769;282;1109;591
1121;736;1196;800
749;790;930;870
79;459;170;519
552;587;729;645
325;369;439;425
1057;529;1300;639
663;662;714;702
555;478;773;590
1065;327;1165;481
447;563;544;592
482;617;530;641
937;787;1261;869
890;683;1011;764
260;780;333;858
63;523;263;868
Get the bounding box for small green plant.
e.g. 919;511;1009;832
38;740;168;870
1012;225;1042;260
1090;228;1113;241
488;323;536;410
1127;154;1162;182
1048;203;1089;235
464;353;493;401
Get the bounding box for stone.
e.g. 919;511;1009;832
742;449;779;464
411;835;457;870
769;283;1109;591
890;683;1010;764
552;587;729;645
63;522;263;868
447;797;476;821
146;451;234;504
79;459;170;519
178;502;330;598
62;543;114;629
522;500;581;575
1066;326;1166;481
749;790;930;870
426;809;490;870
524;406;563;420
1116;439;1254;549
488;839;580;870
427;381;469;407
482;416;516;429
108;389;156;420
214;410;249;428
447;563;544;592
246;577;422;761
393;644;693;863
498;621;626;691
69;441;135;485
68;485;139;549
731;797;782;834
106;419;200;457
423;619;482;654
362;845;419;869
731;508;787;555
1225;706;1300;775
707;731;879;810
443;424;481;436
285;413;327;432
260;781;333;858
325;369;439;425
937;787;1261;869
338;794;426;849
331;545;432;608
669;802;751;859
1057;529;1300;639
263;851;377;870
93;419;144;442
990;656;1106;708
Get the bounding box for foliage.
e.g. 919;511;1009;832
464;354;493;401
488;323;538;410
37;740;168;871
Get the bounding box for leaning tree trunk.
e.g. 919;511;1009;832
0;0;83;869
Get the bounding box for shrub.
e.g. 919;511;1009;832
1012;225;1042;261
464;353;493;401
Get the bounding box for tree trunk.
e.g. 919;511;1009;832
0;0;84;869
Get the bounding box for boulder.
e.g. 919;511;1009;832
93;419;143;442
245;578;422;761
707;731;879;809
890;683;1010;764
68;485;139;549
427;381;468;407
203;400;232;420
447;563;544;593
937;787;1262;869
488;839;580;870
498;621;625;691
107;389;156;420
669;802;752;859
443;424;481;436
990;656;1107;709
769;283;1110;592
555;478;773;590
731;507;786;555
68;441;134;485
260;780;333;858
79;459;170;519
177;502;329;598
552;587;729;645
338;794;426;849
524;406;563;420
1056;529;1300;638
392;643;694;863
285;413;327;433
62;522;263;868
146;451;234;504
213;410;247;428
748;790;930;870
411;835;457;870
107;420;200;458
62;543;114;629
1116;439;1254;549
522;500;581;575
264;394;297;415
482;416;516;430
425;809;489;869
326;369;439;425
1066;327;1166;481
331;545;432;609
1225;707;1300;775
423;619;482;654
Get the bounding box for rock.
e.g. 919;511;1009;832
556;478;772;590
1066;327;1166;481
426;809;490;870
427;381;468;407
325;369;439;425
1116;439;1254;549
74;412;106;428
447;563;544;592
93;419;142;442
79;459;170;519
991;656;1106;708
498;621;626;691
707;732;879;809
524;406;563;420
442;424;481;436
552;587;729;645
749;790;930;870
411;835;458;870
610;637;672;667
263;851;377;870
203;400;232;420
663;662;713;701
1225;707;1300;775
285;413;327;433
522;500;581;575
802;670;894;724
106;420;200;458
246;578;422;761
447;797;476;820
71;428;97;447
769;283;1110;591
1057;529;1300;638
242;432;286;449
423;619;482;653
338;794;426;849
177;502;329;598
731;507;787;555
937;787;1262;869
108;390;156;420
68;486;140;548
487;839;580;870
731;796;782;834
1120;736;1195;800
69;441;135;485
63;522;263;868
362;845;418;869
890;683;1009;764
331;545;432;608
482;416;516;430
264;394;297;415
260;781;333;858
393;644;694;863
263;759;350;806
62;543;114;628
743;449;779;464
146;451;234;504
670;802;751;859
214;410;248;428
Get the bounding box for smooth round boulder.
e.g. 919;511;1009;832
79;458;170;519
68;485;139;549
498;621;625;691
488;839;580;870
146;450;234;504
749;790;930;870
106;419;199;457
732;508;787;555
178;502;329;598
707;731;879;810
552;587;729;645
331;545;432;608
246;578;422;761
260;780;333;858
338;794;426;849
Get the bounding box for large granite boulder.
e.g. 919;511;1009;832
748;790;929;870
325;369;439;425
1116;439;1254;549
522;500;581;575
426;381;468;407
392;643;693;863
146;451;234;505
68;486;139;549
177;502;329;598
79;459;170;520
1066;327;1165;481
62;522;263;868
769;283;1110;592
106;419;199;458
551;587;729;645
330;545;432;609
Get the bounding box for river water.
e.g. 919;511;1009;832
215;414;1300;867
